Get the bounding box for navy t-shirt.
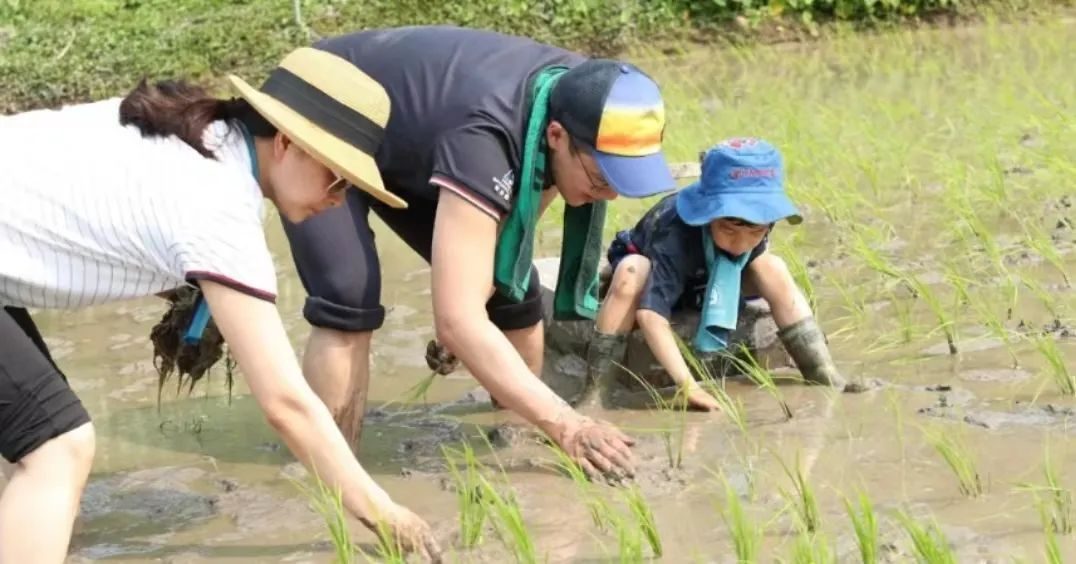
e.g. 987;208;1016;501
314;26;586;220
619;194;768;320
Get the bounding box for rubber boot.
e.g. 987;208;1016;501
574;331;628;409
777;316;847;389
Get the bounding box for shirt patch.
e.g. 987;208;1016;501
492;169;514;202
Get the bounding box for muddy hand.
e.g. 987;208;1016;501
558;415;636;482
425;339;459;375
363;502;443;562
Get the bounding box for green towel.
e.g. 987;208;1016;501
493;66;607;321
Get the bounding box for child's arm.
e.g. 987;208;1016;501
636;310;724;411
635;236;725;411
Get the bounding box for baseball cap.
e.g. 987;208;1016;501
548;59;675;198
675;138;803;226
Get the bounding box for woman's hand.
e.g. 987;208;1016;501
197;281;439;559
362;501;443;562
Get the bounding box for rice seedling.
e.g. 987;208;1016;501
1019;216;1071;287
842;490;879;564
1016;442;1072;535
1044;523;1063;564
441;442;488;548
775;451;821;534
467;432;540;562
904;275;958;355
887;289;917;345
895;511;956;564
623;485;663;557
478;474;538;564
380;370;438;411
676;335;749;432
544;442;610;531
787;530;836;564
717;472;762;564
623;365;688;469
1023;275;1063;320
609;512;645;563
922;426;984;497
1033;334;1075;396
968;288;1019;367
722;344;792;420
287;472;357;563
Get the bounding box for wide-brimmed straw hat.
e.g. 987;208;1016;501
228;47;406;209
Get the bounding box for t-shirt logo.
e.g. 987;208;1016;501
492;170;514;202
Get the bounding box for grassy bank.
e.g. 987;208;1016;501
0;0;1068;113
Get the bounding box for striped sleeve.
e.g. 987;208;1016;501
169;200;277;303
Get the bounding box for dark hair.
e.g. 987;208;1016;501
119;79;276;158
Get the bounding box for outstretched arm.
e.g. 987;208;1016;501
430;190;635;477
199;281;440;559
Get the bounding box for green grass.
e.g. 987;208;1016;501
923;426;984;498
1;0;1025;115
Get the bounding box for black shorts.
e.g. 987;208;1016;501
0;307;91;463
281;189;543;333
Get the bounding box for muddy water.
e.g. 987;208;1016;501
3;19;1075;564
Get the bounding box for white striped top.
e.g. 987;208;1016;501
0;98;277;308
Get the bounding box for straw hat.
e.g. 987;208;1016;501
228;47;406;209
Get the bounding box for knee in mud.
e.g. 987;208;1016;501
609;255;652;301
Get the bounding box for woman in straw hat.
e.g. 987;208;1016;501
0;48;439;561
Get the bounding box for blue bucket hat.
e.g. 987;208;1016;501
675;138;802;227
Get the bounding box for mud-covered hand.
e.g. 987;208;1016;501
425;339;460;375
361;502;443;563
555;414;636;481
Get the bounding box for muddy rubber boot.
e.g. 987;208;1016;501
574;332;628;409
777;316;847;390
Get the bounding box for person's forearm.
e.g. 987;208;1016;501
199;282;394;525
438;314;575;436
263;387;394;524
636;309;698;387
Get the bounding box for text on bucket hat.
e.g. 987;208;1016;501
227;47;406;209
548;59;675;199
675;137;802;227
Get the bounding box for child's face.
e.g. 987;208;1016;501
709;218;769;257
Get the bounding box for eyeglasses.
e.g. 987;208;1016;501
573;149;615;198
326;173;349;195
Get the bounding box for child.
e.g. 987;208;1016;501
579;138;846;410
